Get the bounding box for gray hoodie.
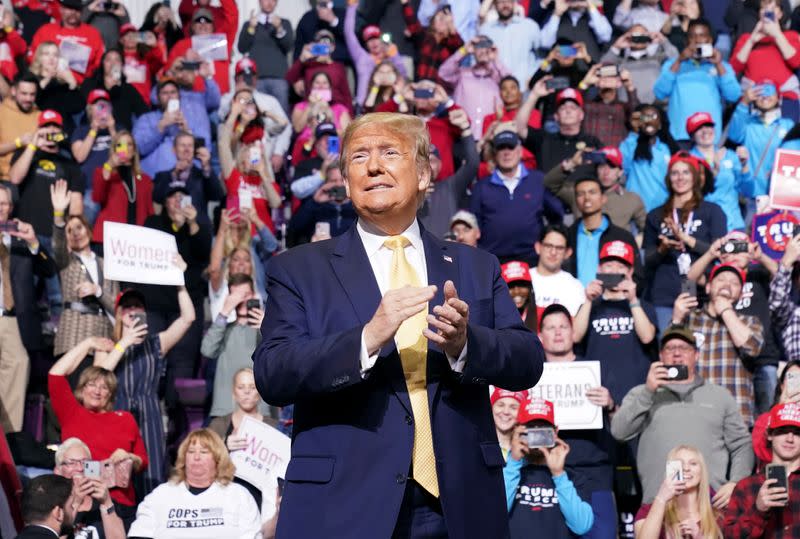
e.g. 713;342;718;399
610;376;754;503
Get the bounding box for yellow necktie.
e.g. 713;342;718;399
383;235;439;498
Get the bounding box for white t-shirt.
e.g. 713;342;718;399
128;481;261;539
530;268;585;316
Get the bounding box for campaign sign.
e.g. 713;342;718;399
191;33;229;61
528;361;602;430
103;222;185;285
751;211;799;260
770;149;800;211
231;416;291;488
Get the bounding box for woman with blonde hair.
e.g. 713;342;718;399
634;445;723;538
128;428;261;539
29;41;83;133
91;130;153;251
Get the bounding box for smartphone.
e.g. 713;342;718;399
138;31;149;42
328;185;347;201
545;76;570;91
630;34;652;44
764;10;776;21
665;364;689;381
249;146;261;166
167;99;180;113
766;463;788;493
315;221;331;237
57;57;69;72
311;88;332;103
193;136;205;150
115;141;129;158
680;279;697;298
794;222;800;238
327;135;340;156
695;43;713;59
310;43;331;56
474;39;493;49
180;195;192;209
239;189;253;210
759;83;778;98
103;1;116;10
525;427;556;449
413;88;435;99
131;312;147;328
721;241;749;254
786;372;800;397
83;460;102;478
558;45;578;58
598;65;620;78
665;460;684;482
381;32;392;44
584;151;606;164
277;477;285;496
597;273;624;289
180;60;201;71
245;298;261;311
0;221;18;233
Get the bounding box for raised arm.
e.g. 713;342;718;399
50;337;113;376
158;285;196;355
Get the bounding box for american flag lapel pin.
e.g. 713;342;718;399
443;255;453;263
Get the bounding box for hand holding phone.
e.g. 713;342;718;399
665;459;684;483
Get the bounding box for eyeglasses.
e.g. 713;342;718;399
60;458;88;468
85;381;110;393
663;344;694;354
540;242;567;252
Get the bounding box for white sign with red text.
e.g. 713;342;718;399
103;222;184;285
231;416;291;488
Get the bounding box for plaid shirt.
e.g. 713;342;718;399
583;91;638;148
686;309;763;426
723;471;800;538
770;264;800;360
403;3;464;88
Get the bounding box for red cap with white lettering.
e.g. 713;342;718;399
38;109;63;128
555;88;584;108
501;261;532;285
518;396;555;426
599;240;635;267
769;402;800;429
490;387;527;406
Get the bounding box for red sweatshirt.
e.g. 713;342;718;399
123;47;165;106
730;32;800;99
178;0;236;40
48;374;148;507
30;22;105;83
0;29;27;82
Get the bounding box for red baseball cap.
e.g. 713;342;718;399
38;109;63;128
686;111;715;136
709;262;746;284
769;402;800;429
555;87;583;108
599;240;635;267
501;261;532;285
599;146;623;168
362;25;381;42
490;387;526;406
668;150;701;172
119;23;137;36
235;57;257;77
114;288;146;311
518;396;555;426
87;88;110;104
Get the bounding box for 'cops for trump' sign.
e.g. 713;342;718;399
528;361;602;430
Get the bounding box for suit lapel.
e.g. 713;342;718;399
422;229;459;410
329;225;411;414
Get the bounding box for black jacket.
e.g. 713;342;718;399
13;524;58;538
566;214;643;290
11;237;57;351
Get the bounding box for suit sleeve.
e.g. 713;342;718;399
459;254;543;391
253;257;367;407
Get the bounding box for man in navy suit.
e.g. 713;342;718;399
253;112;544;538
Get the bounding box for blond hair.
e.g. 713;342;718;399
662;445;722;539
29;41;58;78
171;428;235;486
74;367;118;412
339;112;431;186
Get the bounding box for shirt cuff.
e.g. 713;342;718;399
214;313;229;327
28;243;39;255
446;341;468;373
359;328;380;377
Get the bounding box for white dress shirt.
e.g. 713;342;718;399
356;219;467;375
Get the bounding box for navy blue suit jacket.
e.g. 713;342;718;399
253;223;543;539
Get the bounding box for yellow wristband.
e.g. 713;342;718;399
114;342;126;353
88;129;97;138
369;86;379;95
53;210;64;217
14;138;21;149
578;81;589;91
27;143;36;151
103;162;113;172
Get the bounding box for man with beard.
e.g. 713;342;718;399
501;260;538;333
479;0;542;89
672;262;764;426
16;474;76;539
504;396;595;538
728;78;794;206
0;73;39;181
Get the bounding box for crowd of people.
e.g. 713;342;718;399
5;0;800;537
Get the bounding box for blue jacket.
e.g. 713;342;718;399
253;223;544;539
727;103;794;197
134;82;221;178
619;132;672;212
653;58;741;142
690;147;752;231
470;167;563;260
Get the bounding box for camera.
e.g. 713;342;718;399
525;427;556;449
722;241;749;254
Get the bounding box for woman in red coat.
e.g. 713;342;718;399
91;130;153;252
